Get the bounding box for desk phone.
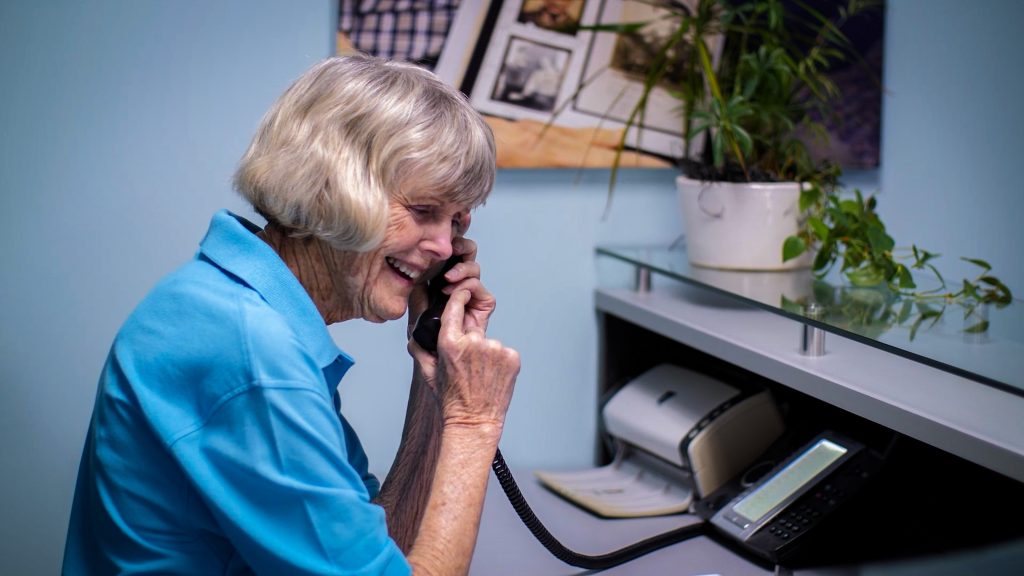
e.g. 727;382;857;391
700;431;883;564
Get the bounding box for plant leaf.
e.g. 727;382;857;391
979;276;1014;305
846;265;885;287
897;299;913;324
840;199;861;216
962;279;980;300
963;319;990;334
732;124;754;156
783;236;807;262
961;257;992;271
866;224;895;253
908;314;925;341
712;130;725;167
896;265;916;290
799;185;821;212
808;216;829;242
926;263;946;289
813;241;835;272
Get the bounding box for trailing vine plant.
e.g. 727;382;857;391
783;186;1014;336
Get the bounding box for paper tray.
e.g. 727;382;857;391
534;446;693;518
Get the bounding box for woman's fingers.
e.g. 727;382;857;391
438;241;495;332
445;278;493;332
435;289;520;428
442;260;481;287
439;289;471;346
454;232;476;261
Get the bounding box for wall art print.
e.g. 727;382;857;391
337;0;883;171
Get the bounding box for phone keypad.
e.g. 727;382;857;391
767;505;815;540
749;455;879;562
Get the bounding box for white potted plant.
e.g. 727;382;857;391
597;0;866;270
591;0;1013;326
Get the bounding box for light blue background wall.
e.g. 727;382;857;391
878;1;1024;290
2;1;1021;574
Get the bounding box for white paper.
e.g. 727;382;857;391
535;447;693;518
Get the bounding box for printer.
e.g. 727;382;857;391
536;364;785;517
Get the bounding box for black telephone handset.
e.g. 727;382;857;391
409;256;702;570
412;257;461;354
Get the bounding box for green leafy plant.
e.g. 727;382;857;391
582;0;1013;331
782;186;1013;330
586;0;877;192
783;274;1005;341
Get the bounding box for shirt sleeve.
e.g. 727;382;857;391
339;410;382;499
168;382;411;576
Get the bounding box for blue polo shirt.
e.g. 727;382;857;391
63;210;411;575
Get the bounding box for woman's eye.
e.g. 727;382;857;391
409;205;435;217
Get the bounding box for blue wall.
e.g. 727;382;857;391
1;1;1022;574
0;1;335;573
878;0;1024;291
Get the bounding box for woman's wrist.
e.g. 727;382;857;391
440;420;503;448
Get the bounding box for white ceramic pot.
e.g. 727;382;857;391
689;266;814;308
676;175;813;271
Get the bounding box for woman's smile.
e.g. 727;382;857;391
385;256;424;282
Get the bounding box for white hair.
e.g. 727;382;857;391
234;54;496;250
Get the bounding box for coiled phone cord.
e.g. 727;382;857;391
491;449;707;570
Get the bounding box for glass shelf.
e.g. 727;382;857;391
597;245;1024;396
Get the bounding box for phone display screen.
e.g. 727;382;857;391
732;438;848;523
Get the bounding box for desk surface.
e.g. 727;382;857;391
470;467;1024;575
470;467;769;576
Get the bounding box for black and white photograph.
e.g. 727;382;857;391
490;37;571;112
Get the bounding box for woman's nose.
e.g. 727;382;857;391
421;222;454;260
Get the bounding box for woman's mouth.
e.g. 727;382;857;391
385;256;421;282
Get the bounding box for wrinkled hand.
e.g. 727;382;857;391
407;237;518;427
433;289;520;430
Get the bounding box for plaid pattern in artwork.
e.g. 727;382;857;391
339;0;461;69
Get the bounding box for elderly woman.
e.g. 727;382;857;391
63;55;520;575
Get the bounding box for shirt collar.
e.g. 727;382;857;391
197;209;354;372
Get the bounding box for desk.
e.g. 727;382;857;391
470;468;768;575
593;247;1024;482
470;468;1024;574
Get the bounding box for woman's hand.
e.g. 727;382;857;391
407;236;497;383
434;289;520;431
441;237;495;334
406;236;518;428
403;293;519;576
